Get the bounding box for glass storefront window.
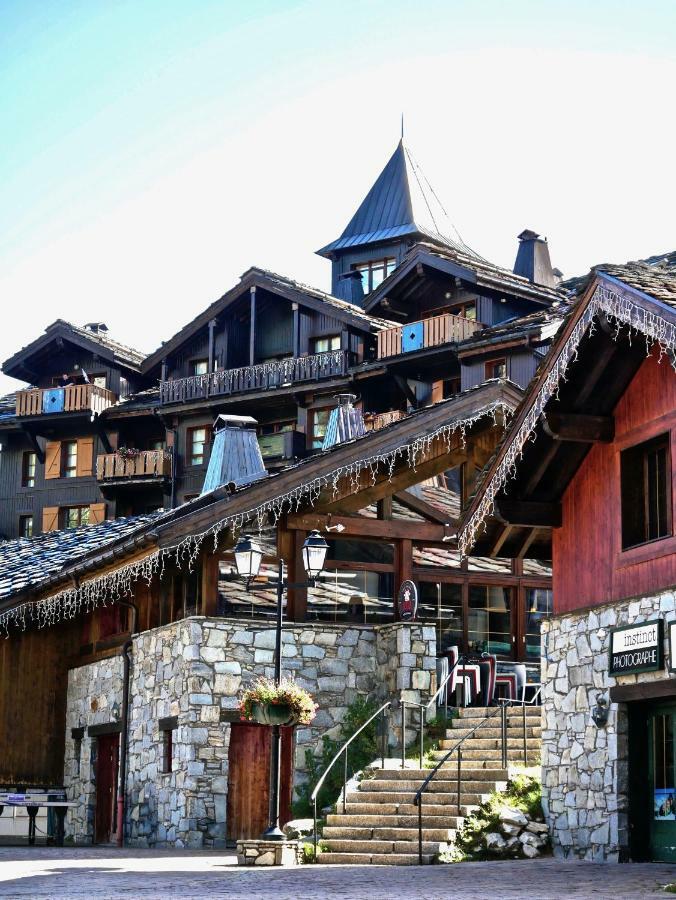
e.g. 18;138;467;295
468;585;512;655
326;538;395;566
418;582;463;655
307;568;394;623
524;587;552;660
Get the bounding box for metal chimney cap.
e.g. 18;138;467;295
212;414;259;430
334;393;357;407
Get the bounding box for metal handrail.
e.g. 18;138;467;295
310;700;391;862
412;701;508;865
399;657;464;770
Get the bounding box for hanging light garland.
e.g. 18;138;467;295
459;281;676;558
0;400;511;637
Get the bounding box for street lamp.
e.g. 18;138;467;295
233;529;328;840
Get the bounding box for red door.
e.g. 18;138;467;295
95;733;119;844
227;724;294;840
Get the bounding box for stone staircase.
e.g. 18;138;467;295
320;705;541;865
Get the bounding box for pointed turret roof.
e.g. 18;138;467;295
317;140;478;258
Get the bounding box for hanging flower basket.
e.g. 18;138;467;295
239;676;317;726
117;446;141;460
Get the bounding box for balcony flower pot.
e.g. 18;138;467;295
239;676;317;727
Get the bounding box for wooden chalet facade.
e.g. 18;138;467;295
460;254;676;863
0;138;562;848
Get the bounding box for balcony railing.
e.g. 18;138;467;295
364;409;407;432
16;384;116;417
159;349;351;405
377;313;482;360
96;450;172;481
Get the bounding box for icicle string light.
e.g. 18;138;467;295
459;282;676;558
0;401;512;637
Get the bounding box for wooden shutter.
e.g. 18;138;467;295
44;441;61;480
89;502;107;525
76;437;95;477
42;506;59;533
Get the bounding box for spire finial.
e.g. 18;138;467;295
401;113;404;141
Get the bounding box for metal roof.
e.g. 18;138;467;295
317;140;479;258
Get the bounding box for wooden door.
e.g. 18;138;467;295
95;733;119;844
226;723;294;841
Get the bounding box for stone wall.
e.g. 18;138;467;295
64;616;436;848
541;589;674;861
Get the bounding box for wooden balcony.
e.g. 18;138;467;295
364;409;407;432
258;429;306;461
376;313;482;360
16;384;116;418
159;350;352;406
96;450;172;482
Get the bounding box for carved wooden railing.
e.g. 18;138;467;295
159;350;351;405
16;384;116;417
377;313;482;360
364;409;407;432
96;450;172;481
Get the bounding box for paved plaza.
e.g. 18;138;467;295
0;848;674;899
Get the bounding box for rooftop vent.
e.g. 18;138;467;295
335;270;365;307
321;394;366;451
513;230;558;288
84;322;109;334
201;415;267;495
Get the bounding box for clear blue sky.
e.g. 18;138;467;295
1;1;675;391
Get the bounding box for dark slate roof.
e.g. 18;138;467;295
65;321;147;367
109;387;160;412
317;140;479;258
0;393;16;421
562;250;676;303
365;242;565;313
0;514;161;602
458;302;569;355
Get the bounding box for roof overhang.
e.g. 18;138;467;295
459;272;676;560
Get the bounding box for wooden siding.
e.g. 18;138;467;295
97;450;172;481
553;351;676;612
377;313;481;359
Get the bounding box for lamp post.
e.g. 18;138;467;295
233;529;328;840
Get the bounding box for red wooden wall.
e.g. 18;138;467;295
553;350;676;613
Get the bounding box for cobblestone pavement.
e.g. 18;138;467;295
0;848;674;899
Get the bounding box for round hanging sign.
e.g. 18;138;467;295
397;580;418;621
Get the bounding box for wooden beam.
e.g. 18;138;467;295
394;490;454;526
208;318;217;373
21;426;44;464
249;286;256;366
201;551;220;616
488;523;513;557
523;442;560;495
292;304;300;357
377;496;393;520
393;375;418;409
514;527;540;560
494;499;562;528
541;411;614;443
286;512;448;543
610;680;676;703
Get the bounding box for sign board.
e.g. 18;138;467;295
609;619;663;675
397;580;418;621
669;621;676;674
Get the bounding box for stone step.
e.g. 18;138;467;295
319;852;435;865
370;767;508;781
445;726;541;740
323;826;457;842
438;734;540;748
326;813;464;829
340;802;477;817
322;839;446;855
346;790;490;806
442;748;540;762
456;707;541;720
358;778;507;794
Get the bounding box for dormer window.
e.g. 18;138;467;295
312;336;341;355
192;359;208;376
450;302;477;321
352;258;396;295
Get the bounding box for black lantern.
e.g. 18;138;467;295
301;530;328;581
591;694;610;728
233;534;263;584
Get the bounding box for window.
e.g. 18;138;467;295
468;585;512;656
485;358;507;380
19;515;33;538
450;302;477;320
418;582;463;655
621;434;671;549
309;408;331;450
352;258;396;294
92;375;107;389
524;588;552;660
22;451;37;487
312;335;341;354
192;359;208;376
63;506;90;529
149;439;166;451
159;718;177;773
442;377;461;399
62;441;78;478
187;427;209;466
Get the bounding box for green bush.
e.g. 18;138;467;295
293;696;379;817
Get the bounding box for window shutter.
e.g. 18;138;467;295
89;502;107;525
44;441;61;480
76;437;95;477
42;506;59;533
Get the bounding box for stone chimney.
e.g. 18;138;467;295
321;394;366;451
201;415;267;495
513;230;558;288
